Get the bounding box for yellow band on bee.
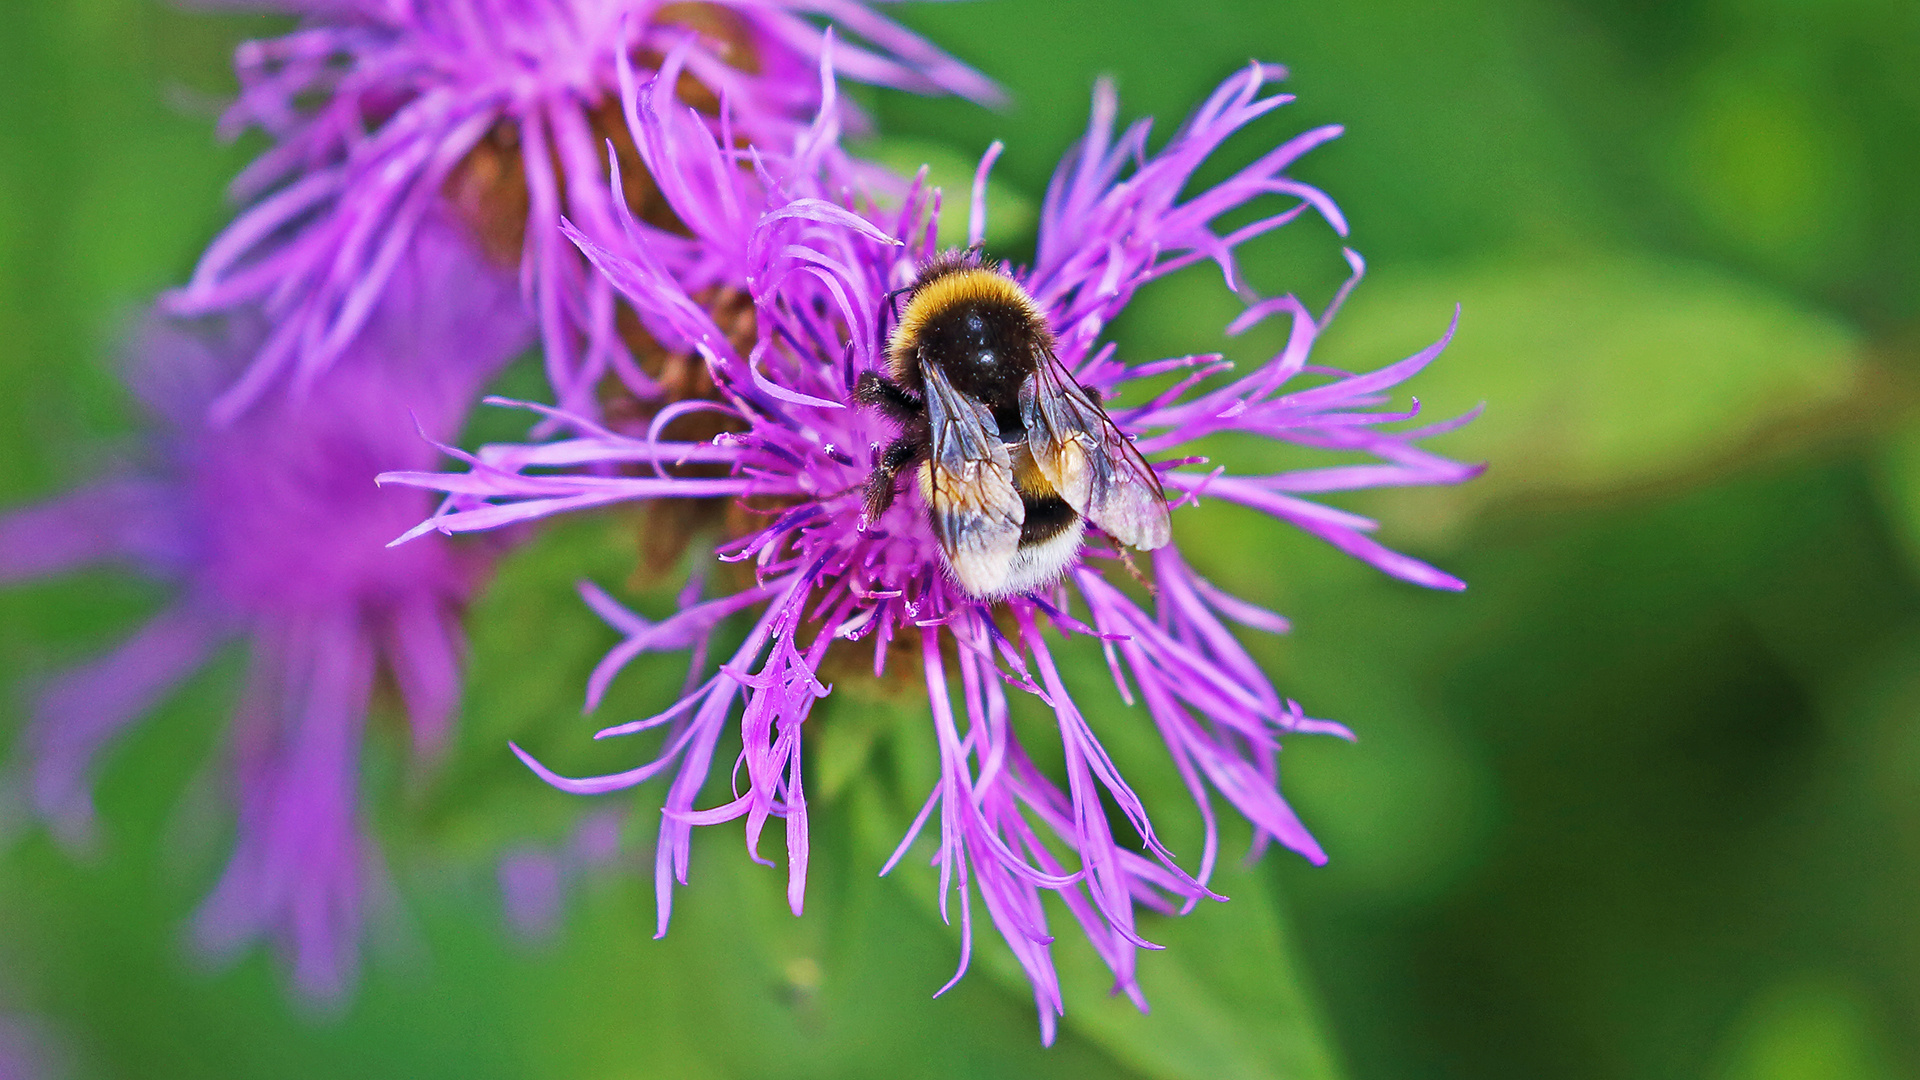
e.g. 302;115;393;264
889;268;1042;368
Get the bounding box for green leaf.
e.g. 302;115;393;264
1125;253;1865;544
1054;863;1344;1080
850;668;1349;1080
1350;255;1857;486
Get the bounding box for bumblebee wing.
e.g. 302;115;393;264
1020;350;1172;551
920;358;1024;596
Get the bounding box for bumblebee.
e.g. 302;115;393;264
855;251;1171;599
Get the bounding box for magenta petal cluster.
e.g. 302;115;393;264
380;62;1478;1038
0;216;528;1002
164;0;997;423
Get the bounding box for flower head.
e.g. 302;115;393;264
382;63;1478;1039
0;215;527;1002
165;0;997;423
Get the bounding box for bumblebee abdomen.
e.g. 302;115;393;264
1009;445;1079;545
1017;494;1079;547
1008;444;1057;499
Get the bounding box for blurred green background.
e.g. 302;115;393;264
3;0;1919;1077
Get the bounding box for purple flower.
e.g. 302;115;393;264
381;62;1479;1039
164;0;997;423
497;807;626;939
0;1012;70;1080
0;214;529;1002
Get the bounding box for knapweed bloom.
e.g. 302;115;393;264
0;1012;68;1080
0;216;528;1002
382;62;1478;1039
165;0;996;422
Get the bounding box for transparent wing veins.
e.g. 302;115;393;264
1021;350;1172;551
921;358;1024;593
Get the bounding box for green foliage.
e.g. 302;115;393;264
4;0;1919;1076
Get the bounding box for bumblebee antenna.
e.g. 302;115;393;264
874;283;913;361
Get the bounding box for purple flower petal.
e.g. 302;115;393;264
164;0;997;421
3;215;526;1002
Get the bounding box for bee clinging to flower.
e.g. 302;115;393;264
855;250;1171;599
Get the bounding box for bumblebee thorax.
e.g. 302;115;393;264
888;267;1050;402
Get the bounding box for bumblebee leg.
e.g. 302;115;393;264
854;372;923;423
864;434;926;521
1115;544;1157;596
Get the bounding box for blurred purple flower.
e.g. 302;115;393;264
497;807;626;939
0;215;529;1003
0;1012;69;1080
164;0;997;423
381;63;1479;1039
